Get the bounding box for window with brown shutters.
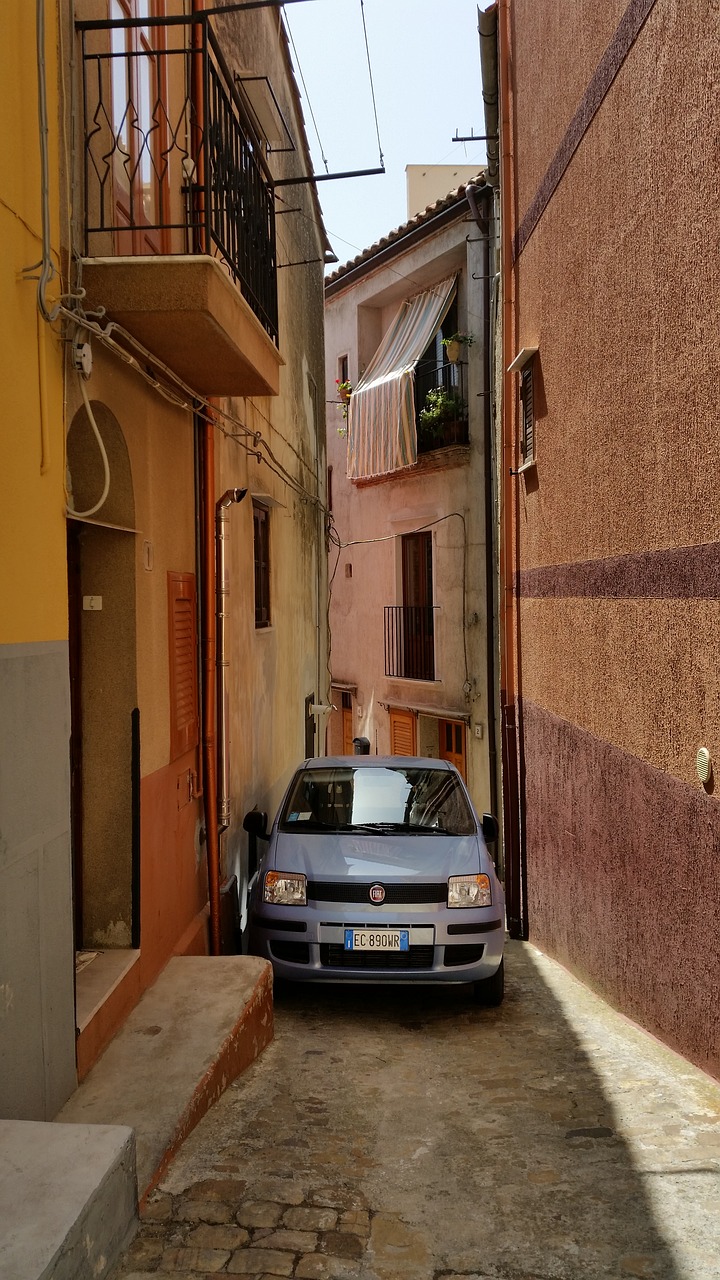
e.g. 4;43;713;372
167;571;199;761
253;501;271;628
520;362;535;463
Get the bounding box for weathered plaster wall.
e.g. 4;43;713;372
0;3;76;1118
508;0;720;1073
325;211;495;814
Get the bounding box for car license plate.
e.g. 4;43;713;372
344;929;409;951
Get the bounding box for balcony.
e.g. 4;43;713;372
415;361;469;454
78;12;282;397
384;606;437;682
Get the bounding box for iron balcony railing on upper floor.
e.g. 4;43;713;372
384;606;438;682
78;11;278;341
415;359;469;453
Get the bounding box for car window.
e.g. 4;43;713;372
279;766;475;835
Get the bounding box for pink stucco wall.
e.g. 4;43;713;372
506;0;720;1075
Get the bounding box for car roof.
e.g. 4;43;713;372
298;756;457;771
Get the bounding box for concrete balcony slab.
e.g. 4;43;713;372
81;255;283;397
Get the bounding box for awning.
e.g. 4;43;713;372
346;275;457;480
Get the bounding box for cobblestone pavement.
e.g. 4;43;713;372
112;941;720;1280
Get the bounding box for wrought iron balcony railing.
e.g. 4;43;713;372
384;606;437;682
415;360;469;453
78;12;278;341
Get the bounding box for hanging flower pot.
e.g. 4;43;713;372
336;379;352;404
441;333;474;364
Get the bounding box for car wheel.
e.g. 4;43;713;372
473;957;505;1007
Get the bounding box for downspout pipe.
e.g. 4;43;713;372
497;0;525;937
217;488;247;833
466;181;499;833
478;5;500;187
201;415;222;956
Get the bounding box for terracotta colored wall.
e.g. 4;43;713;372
140;753;207;989
506;0;720;1074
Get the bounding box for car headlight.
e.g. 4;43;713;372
263;870;307;906
448;874;492;908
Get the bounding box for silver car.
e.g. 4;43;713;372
244;757;505;1005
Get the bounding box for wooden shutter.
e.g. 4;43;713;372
521;363;534;462
168;571;199;761
253;502;271;627
390;708;416;756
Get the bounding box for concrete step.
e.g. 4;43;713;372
0;955;272;1280
57;955;273;1201
0;1120;136;1280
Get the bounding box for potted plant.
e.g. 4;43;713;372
418;386;463;447
441;332;474;364
336;378;352;407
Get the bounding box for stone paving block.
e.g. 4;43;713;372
181;1177;248;1203
251;1178;306;1205
142;1189;174;1221
175;1198;235;1224
236;1199;284;1228
227;1246;295;1275
319;1230;363;1258
282;1205;338;1232
294;1254;362;1279
257;1228;318;1251
338;1209;371;1237
122;1235;166;1268
308;1186;368;1210
156;1245;231;1270
186;1222;251;1249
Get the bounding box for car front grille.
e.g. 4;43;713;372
320;944;435;971
308;881;446;905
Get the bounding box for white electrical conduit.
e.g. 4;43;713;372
66;375;111;518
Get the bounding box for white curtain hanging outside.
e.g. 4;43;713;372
346;275;457;480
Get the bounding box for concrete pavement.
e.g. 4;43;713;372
107;940;720;1280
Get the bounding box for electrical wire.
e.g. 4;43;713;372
67;375;112;518
283;11;330;174
359;0;383;169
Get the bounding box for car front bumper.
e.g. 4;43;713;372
249;907;505;985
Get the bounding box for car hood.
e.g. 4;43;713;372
271;831;482;880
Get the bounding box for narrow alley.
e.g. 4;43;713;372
112;944;720;1280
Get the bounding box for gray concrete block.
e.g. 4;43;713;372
0;1120;137;1280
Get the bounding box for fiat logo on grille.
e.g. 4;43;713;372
369;883;385;904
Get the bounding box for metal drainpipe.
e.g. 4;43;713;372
216;488;247;833
497;0;526;938
201;415;222;956
466;181;499;835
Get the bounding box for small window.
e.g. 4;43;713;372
520;362;535;464
338;354;349;384
253;501;271;628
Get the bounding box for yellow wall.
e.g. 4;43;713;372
0;2;68;644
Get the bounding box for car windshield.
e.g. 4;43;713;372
279;765;476;836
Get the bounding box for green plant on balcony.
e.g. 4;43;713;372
418;386;463;447
441;332;474;363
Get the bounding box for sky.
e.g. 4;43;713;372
282;0;489;270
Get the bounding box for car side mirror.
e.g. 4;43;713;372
243;810;269;840
481;813;499;843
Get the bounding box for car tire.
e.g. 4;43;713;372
473;957;505;1007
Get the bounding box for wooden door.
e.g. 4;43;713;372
401;532;434;679
341;692;354;755
439;718;466;780
390;707;416;756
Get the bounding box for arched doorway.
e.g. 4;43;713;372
67;400;138;952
